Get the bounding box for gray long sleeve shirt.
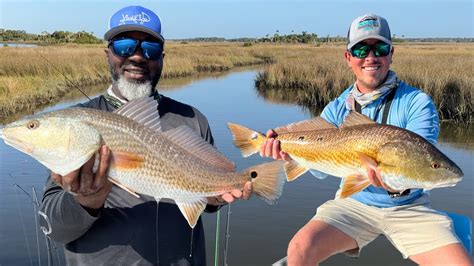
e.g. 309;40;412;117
39;92;215;265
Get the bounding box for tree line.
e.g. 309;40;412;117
0;29;102;44
1;28;472;45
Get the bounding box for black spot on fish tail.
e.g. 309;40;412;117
250;171;258;178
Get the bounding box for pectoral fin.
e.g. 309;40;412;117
175;198;208;228
357;152;379;171
284;161;309;181
108;177;140;198
340;174;370;198
110;151;145;170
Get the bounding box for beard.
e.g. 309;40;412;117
116;76;153;101
108;58;159;100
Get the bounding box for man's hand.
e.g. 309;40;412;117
51;145;112;211
207;181;253;206
259;129;292;161
260;129;400;194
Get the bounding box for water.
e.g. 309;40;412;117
0;42;38;48
0;70;472;265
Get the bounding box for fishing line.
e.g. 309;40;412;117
223;204;232;266
214;209;221;266
10;174;55;265
33;187;54;266
31;187;42;266
34;49;92;101
13;183;34;266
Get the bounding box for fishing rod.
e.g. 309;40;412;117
223;204;232;266
13;183;34;266
10;173;57;266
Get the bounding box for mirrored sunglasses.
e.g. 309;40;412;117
109;38;164;60
349;42;391;59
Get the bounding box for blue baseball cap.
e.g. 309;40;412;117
104;6;164;42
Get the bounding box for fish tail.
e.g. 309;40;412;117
242;161;286;204
227;123;265;157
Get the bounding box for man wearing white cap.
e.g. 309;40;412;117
261;14;472;265
39;5;252;265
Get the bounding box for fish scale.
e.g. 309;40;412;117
228;112;463;198
88;115;245;195
1;96;286;228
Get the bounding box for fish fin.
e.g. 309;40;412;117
163;125;236;171
356;152;379;171
243;161;286;204
227;123;265;157
175;198;208;228
274;117;335;134
111;151;145;170
108;177;140;198
340;111;375;128
284;161;309;181
340;174;370;198
114;95;162;132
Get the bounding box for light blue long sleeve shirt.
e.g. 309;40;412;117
316;81;439;208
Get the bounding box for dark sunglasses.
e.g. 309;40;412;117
349;42;391;59
109;38;164;60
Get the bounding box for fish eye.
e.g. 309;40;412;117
431;162;440;169
26;120;40;130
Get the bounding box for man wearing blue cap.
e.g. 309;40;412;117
39;6;252;265
262;14;472;265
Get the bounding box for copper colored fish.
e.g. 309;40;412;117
228;112;463;198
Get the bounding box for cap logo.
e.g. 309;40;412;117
119;12;151;25
357;16;379;31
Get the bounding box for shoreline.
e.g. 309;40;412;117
1;42;472;124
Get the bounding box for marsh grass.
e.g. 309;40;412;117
255;43;474;123
0;42;271;118
1;42;472;123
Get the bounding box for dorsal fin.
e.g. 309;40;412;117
274;117;336;134
163;125;236;171
114;96;161;131
340;111;375;128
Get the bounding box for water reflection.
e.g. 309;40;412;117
0;67;259;125
254;84;325;118
0;70;471;266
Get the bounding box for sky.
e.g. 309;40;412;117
0;0;473;39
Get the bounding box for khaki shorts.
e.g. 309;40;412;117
313;196;461;258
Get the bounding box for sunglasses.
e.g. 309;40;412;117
109;38;164;60
349;42;391;59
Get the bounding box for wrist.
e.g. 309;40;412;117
74;182;112;214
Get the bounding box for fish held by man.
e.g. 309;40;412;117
0;96;286;228
228;112;463;198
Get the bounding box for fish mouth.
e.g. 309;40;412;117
2;133;34;154
435;177;463;188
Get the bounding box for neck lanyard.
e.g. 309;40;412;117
354;86;397;125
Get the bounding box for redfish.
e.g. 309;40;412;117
1;96;285;227
228;112;463;198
